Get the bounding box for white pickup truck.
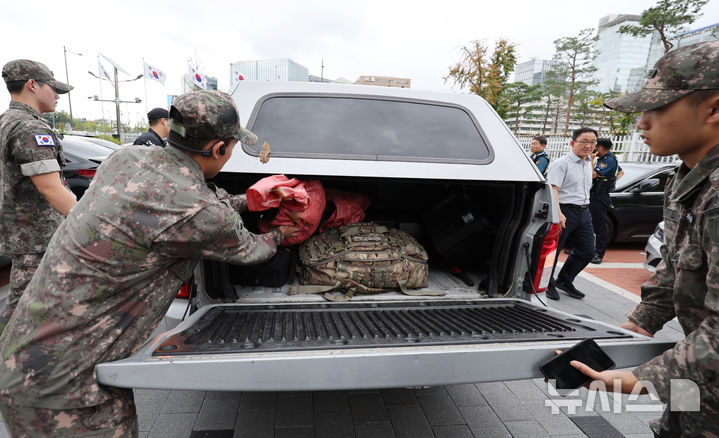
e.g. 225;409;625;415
96;81;673;391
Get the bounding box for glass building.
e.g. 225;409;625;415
230;58;309;86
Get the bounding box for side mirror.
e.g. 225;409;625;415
630;178;659;193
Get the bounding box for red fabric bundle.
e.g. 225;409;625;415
247;175;326;246
320;189;371;232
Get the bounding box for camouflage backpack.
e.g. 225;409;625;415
290;222;445;301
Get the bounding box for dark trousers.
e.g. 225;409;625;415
549;205;595;289
589;192;611;257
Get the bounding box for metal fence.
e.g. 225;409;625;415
516;133;679;164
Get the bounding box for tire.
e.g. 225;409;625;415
606;214;615;243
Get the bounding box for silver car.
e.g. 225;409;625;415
644;221;664;272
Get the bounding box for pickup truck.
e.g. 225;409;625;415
96;81;673;391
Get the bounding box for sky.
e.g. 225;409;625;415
1;0;717;126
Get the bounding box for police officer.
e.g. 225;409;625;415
545;127;597;300
0;90;299;436
133;107;169;146
589;138;623;264
569;41;719;437
530;135;550;176
0;59;77;331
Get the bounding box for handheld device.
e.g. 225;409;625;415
539;339;615;390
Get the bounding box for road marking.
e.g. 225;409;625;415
577;270;641;303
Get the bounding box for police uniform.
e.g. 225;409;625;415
0;90;280;436
545;150;595;299
589;151;621;260
132;127;166;147
604;40;719;436
0;60;73;331
531;150;550;176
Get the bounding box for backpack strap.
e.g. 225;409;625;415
397;280;447;297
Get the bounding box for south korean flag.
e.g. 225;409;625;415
34;134;56;146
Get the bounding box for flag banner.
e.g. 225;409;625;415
230;66;247;87
98;59;113;82
99;53;130;76
144;61;166;85
188;64;207;90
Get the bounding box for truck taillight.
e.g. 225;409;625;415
176;282;190;299
533;223;560;293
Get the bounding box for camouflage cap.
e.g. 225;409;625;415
605;41;719;113
2;59;73;94
168;90;257;146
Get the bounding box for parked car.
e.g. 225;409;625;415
644;221;664;272
60;135;113;199
606;162;676;243
96;82;674;392
64;134;122;151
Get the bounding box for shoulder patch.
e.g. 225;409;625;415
34;134;56;146
600;162;607;168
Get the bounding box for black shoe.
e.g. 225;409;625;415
590;254;603;264
546;286;560;300
555;280;585;299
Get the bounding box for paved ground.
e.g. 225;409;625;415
0;244;684;437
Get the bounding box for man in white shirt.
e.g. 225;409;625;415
545;127;597;300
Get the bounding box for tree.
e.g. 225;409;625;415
445;38;518;108
538;67;569;134
618;0;709;54
552;28;597;134
42;110;71;128
497;82;542;134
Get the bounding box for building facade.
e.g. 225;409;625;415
230;58;309;86
592;14;653;93
513;58;562;86
646;21;719;69
354;76;411;88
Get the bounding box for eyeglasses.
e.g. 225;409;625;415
576;140;598;146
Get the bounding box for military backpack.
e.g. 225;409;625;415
290;222;444;301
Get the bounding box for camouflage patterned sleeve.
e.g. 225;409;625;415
214;187;248;213
632;212;719;403
151;202;282;265
10;125;62;176
626;243;677;334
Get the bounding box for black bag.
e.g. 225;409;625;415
230;246;297;287
422;193;491;267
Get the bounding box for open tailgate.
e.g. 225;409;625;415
96;299;674;391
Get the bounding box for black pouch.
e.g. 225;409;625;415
230;246;297;287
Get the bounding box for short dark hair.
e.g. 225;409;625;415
532;135;547;146
167;131;234;155
6;79;28;94
572;127;598;140
596;138;612;150
686;89;719;106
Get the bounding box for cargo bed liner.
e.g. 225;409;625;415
154;300;630;356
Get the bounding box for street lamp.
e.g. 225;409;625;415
88;71;143;140
63;46;83;128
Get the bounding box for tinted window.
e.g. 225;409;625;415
244;95;491;162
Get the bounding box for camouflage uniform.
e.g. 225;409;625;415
0;90;279;437
605;41;719;437
0;60;73;331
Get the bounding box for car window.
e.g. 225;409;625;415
243;95;492;162
652;170;673;192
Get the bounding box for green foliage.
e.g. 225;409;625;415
552;28;598;134
618;0;709;53
592;91;639;135
445;38;518;108
498;82;542;133
96;134;121;145
41;110;71;127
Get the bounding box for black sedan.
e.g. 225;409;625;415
60;135;114;199
607;162;677;243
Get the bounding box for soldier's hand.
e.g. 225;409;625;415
620;320;653;337
569;359;645;395
278;225;301;239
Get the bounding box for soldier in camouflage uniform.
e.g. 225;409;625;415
0;90;298;437
0;60;77;332
569;41;719;436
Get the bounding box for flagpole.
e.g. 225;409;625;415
142;59;148;114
